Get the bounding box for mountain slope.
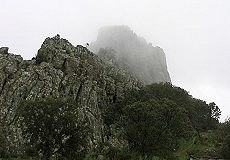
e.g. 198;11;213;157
0;35;140;154
90;25;171;84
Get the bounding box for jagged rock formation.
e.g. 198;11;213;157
90;25;171;84
0;35;140;154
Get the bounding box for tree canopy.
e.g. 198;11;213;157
0;83;222;159
122;98;193;158
17;97;91;159
103;83;221;159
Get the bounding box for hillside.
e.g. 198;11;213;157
0;33;227;160
0;35;140;155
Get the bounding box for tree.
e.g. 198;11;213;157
17;97;91;159
121;83;220;131
216;119;230;158
188;100;221;132
102;83;220;158
209;102;221;120
220;135;230;158
121;98;193;158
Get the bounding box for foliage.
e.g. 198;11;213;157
103;83;221;159
188;99;221;132
2;82;221;159
121;83;220;132
208;102;221;128
220;135;230;158
175;130;220;159
16;97;91;159
84;142;138;160
121;98;193;159
84;143;163;160
216;119;230;158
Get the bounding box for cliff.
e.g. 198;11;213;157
0;35;140;154
90;25;171;84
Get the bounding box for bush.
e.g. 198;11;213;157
17;97;91;159
121;98;193;159
217;119;230;158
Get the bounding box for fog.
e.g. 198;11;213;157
90;25;171;84
0;0;230;121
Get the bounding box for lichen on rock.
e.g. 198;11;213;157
0;35;141;155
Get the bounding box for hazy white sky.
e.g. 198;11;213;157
0;0;229;121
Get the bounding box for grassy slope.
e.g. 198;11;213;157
175;131;219;160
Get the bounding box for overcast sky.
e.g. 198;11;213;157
0;0;229;121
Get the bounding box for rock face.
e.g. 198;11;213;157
90;25;171;84
0;35;140;154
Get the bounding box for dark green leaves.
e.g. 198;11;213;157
17;97;90;159
122;98;193;158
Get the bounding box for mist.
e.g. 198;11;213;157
0;0;230;121
90;25;171;84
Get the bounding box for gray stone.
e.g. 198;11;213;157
90;25;171;84
0;47;9;54
0;35;141;155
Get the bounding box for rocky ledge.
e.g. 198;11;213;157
0;35;141;154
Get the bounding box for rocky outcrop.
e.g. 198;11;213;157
0;35;140;154
90;25;171;84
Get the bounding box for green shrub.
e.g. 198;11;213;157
17;97;91;159
121;98;193;159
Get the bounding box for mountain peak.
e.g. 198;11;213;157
90;25;171;84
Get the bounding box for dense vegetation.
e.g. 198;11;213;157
18;98;91;159
103;83;223;159
0;83;229;159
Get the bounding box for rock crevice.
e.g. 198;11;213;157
0;36;140;154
